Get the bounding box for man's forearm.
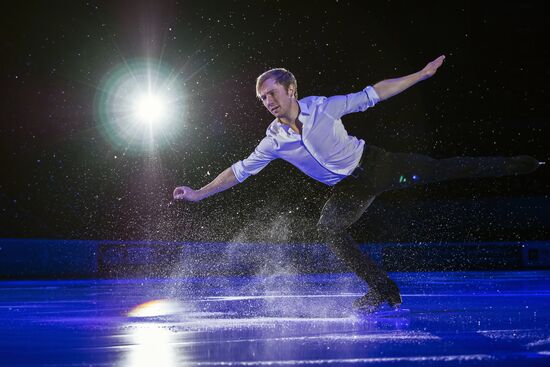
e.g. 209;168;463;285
197;167;240;200
373;55;446;101
373;70;427;101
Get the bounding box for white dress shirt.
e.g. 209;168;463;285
231;86;380;186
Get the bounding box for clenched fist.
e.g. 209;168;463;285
173;186;202;202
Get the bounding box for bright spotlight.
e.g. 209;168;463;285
95;58;186;152
134;93;166;125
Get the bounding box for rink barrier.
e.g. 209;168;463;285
0;238;549;279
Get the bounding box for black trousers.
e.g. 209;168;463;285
317;145;539;293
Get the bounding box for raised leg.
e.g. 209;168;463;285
366;147;540;193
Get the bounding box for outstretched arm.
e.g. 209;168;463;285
373;55;445;101
173;167;239;202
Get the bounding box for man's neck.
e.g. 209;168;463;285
278;99;300;126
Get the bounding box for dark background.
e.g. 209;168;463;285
1;0;549;244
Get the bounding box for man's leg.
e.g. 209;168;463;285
317;189;401;311
367;147;540;193
316;146;539;310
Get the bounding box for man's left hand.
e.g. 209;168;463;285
421;55;445;79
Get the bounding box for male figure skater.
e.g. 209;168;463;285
173;55;541;312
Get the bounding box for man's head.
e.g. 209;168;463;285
256;68;298;119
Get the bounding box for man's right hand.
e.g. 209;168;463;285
173;186;202;202
173;167;240;203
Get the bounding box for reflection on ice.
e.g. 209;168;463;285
121;323;182;367
128;299;182;318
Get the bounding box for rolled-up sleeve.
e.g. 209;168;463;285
322;86;380;119
231;137;277;182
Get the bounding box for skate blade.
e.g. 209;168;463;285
355;304;410;317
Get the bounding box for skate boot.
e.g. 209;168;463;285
353;279;402;313
505;155;540;175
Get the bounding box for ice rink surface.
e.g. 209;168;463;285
1;271;550;366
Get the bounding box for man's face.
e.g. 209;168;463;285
258;78;295;118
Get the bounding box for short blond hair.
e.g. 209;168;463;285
256;68;298;99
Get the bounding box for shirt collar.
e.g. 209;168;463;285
275;99;310;133
298;99;310;118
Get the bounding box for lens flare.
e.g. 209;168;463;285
95;58;186;152
134;93;166;125
128;299;180;317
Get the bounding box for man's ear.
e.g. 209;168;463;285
287;85;296;98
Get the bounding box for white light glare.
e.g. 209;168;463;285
134;93;166;124
96;59;185;152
